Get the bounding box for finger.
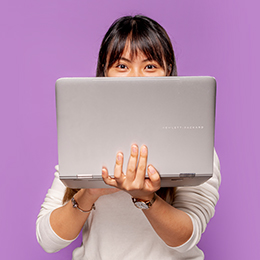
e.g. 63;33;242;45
126;144;139;182
146;165;161;191
113;152;125;183
135;145;148;185
102;167;118;187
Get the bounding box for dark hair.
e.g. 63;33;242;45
96;15;177;77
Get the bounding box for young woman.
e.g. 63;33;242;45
36;15;221;259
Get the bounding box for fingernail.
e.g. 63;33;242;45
141;146;147;154
148;165;156;174
117;153;122;162
132;145;138;154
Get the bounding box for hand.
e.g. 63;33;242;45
102;144;161;200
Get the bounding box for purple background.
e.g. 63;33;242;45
1;0;259;259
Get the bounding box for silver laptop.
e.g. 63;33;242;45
56;76;216;188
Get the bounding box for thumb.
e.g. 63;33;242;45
147;165;161;189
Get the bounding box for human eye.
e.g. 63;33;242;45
116;64;128;70
144;62;161;72
145;64;156;69
143;60;166;76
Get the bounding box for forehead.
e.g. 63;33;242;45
120;43;148;61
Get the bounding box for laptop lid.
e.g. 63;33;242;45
56;76;216;188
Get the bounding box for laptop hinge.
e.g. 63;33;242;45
76;174;93;179
179;173;196;178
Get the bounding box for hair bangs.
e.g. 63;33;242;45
106;36;127;69
106;19;133;70
130;26;165;69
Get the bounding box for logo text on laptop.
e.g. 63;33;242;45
162;126;204;130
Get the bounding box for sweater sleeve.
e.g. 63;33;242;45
36;166;77;253
170;149;221;253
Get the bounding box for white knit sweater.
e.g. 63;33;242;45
36;151;221;260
